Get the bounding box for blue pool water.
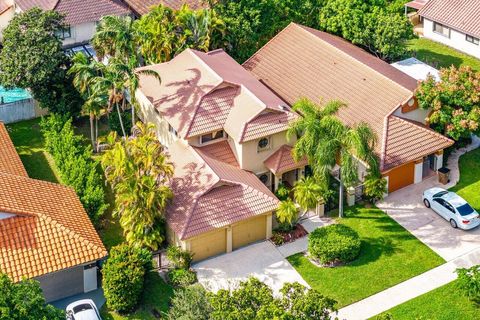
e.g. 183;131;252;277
0;86;32;104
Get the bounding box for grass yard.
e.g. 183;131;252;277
407;38;480;71
374;280;480;320
287;206;445;307
450;148;480;211
100;272;174;320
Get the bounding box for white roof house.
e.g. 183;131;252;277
391;57;440;81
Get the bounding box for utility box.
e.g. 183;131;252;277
438;167;450;185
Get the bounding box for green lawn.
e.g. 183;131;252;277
287;206;445;307
100;272;174;320
374;280;479;320
450;148;480;211
408;38;480;71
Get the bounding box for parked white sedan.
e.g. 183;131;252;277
423;188;480;230
66;299;102;320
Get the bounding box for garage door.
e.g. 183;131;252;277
232;215;266;250
387;161;415;193
190;229;227;262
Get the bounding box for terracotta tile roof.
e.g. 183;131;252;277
137;49;294;142
405;0;429;10
264;144;308;175
383;116;454;170
0;123;28;177
196;140;239;167
167;140;278;239
419;0;480;38
124;0;207;16
241;110;298;142
0;122;106;282
16;0;131;25
0;0;13;14
245;23;452;171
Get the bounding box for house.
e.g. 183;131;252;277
0;0;131;47
416;0;480;59
135;48;304;261
243;23;454;194
0;122;107;302
123;0;207;16
391;57;440;82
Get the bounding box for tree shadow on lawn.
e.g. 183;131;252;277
413;49;464;69
350;236;402;267
19;151;59;183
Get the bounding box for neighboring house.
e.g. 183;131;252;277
135;48;303;261
391;57;440;82
0;0;131;47
244;23;454;194
0;122;107;302
123;0;207;16
417;0;480;59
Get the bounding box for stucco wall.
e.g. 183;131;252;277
62;22;96;46
36;265;84;302
423;19;480;59
394;106;430;124
0;5;15;41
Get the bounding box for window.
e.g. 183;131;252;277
168;124;178;137
200;130;225;144
55;26;71;40
257;137;271;152
466;34;479;45
433;22;450;38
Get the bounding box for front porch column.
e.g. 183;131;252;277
347;187;356;206
274;175;281;191
298;167;305;180
266;213;273;239
316;201;325;217
414;159;423;184
226;226;233;253
435;150;444;170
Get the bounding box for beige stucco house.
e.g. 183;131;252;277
135;48;309;261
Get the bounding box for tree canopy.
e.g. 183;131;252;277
0;8;82;114
0;273;64;320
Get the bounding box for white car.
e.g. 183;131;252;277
66;299;102;320
423;187;480;230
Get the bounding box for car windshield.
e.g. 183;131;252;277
456;203;475;216
433;191;449;198
72;304;93;314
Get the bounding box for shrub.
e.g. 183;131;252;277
40;114;108;223
270;232;285;246
275;183;290;201
167;285;212;320
308;224;361;265
456;265;480;304
168;269;197;287
364;174;387;203
102;243;152;313
166;245;194;269
276;199;298;228
108;110;132;136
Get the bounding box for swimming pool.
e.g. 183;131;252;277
0;86;32;104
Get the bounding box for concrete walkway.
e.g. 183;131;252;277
337;247;480;320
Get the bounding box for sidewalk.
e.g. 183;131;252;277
337;247;480;320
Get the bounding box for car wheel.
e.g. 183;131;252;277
423;199;431;208
450;219;458;228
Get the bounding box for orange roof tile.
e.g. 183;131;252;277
264;145;308;175
0;123;106;282
167;140;278;239
244;23;453;171
0;123;28;177
124;0;207;15
195;140;239;167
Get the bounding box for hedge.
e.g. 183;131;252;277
40;114;108;224
308;224;361;265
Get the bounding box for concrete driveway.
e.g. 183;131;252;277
377;175;480;261
193;241;308;294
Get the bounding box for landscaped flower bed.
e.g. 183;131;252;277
270;224;308;246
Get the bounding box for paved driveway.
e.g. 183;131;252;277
377;176;480;261
193;241;308;294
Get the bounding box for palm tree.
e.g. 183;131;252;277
101;122;174;250
288;98;378;217
276;198;298;229
81;91;107;150
293;176;324;217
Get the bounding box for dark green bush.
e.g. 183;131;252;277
108;110;132;136
166;245;193;269
308;224;361;264
40;114;108;223
167;285;212;319
102;243;152;313
275;183;290;201
168;268;197;287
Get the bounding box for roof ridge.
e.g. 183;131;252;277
298;24;415;93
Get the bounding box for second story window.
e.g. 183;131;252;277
466;34;479;45
433;22;450;38
200;130;225;144
257;136;271;152
55;26;71;40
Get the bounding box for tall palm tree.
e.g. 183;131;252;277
288;98;378;217
293;176;324;217
101;122;174;250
